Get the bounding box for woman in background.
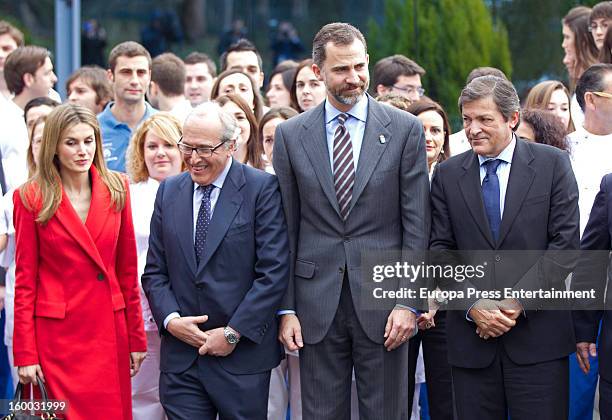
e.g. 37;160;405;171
266;60;298;109
290;59;327;112
215;94;264;170
517;108;569;151
126;112;184;420
524;80;574;134
211;69;266;120
13;104;146;419
258;107;298;173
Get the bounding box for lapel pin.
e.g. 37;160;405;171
379;134;386;144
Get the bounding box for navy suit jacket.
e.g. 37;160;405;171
142;160;289;374
573;173;612;382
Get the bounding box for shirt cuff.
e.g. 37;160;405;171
277;310;296;316
394;304;418;315
163;312;180;329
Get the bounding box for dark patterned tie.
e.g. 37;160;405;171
482;159;502;242
333;113;354;220
194;184;214;265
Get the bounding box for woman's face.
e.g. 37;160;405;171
31;122;45;168
295;66;326;111
516;121;535;142
562;23;577;75
547;88;571;131
218;73;255;111
143;131;182;182
418;110;445;167
266;73;291;108
262;117;284;165
222;101;250;148
56;123;96;177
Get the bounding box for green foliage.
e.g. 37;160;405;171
368;0;512;129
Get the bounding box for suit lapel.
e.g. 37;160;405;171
300;104;342;218
196;160;244;275
55;166;108;273
85;165;112;243
347;97;390;216
497;139;535;246
173;173;198;276
458;152;496;248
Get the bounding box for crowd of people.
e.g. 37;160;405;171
0;2;610;419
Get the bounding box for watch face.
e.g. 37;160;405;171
225;328;239;344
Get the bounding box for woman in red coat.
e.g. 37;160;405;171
12;104;147;419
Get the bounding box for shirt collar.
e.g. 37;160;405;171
193;157;233;192
98;101;156;128
324;94;368;124
478;134;517;166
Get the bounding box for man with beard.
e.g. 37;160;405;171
273;22;430;419
98;41;156;172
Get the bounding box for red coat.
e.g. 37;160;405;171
12;166;147;420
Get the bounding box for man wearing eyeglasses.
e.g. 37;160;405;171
142;102;289;419
372;54;426;103
589;1;612;51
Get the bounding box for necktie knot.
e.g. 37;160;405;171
483;159;502;176
337;113;349;126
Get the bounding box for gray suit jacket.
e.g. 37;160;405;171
273;96;430;345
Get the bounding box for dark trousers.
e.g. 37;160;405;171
408;311;453;419
452;346;569;420
299;277;409;420
159;358;271;420
601;376;612;420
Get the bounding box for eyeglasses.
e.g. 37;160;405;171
178;138;226;157
588;21;610;32
591;91;612;100
392;84;425;97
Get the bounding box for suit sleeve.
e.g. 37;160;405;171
397;118;430;309
115;181;147;352
572;174;611;343
229;175;290;343
141;180;181;334
12;190;40;366
272;123;299;311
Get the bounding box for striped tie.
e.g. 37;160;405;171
333;113;354;220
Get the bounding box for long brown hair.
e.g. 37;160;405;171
210;68;265;120
20;104;126;223
215;94;264;170
563;6;599;87
524;80;575;133
406;99;451;165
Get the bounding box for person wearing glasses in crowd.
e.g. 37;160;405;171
589;2;612;52
142;102;288;419
126;112;185;420
289;59;327;113
13;104;147;419
372;54;425;103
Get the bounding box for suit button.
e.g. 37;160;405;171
339;267;345;273
97;273;104;281
495;255;501;262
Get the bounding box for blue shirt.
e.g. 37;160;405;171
98;101;157;172
324;95;368;170
477;135;516;218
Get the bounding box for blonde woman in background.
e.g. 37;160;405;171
126;112;185;420
524;80;574;134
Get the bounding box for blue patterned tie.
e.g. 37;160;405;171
195;184;214;265
482;159;502;242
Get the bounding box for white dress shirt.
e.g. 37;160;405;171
164;157;233;329
449;129;472;156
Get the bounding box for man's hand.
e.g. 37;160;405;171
130;352;147;377
198;327;236;357
17;364;44;384
384;308;417;351
417;309;437;331
576;342;597;374
279;314;303;352
498;298;523;320
469;299;516;339
166;315;209;348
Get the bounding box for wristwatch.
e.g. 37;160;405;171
224;327;240;345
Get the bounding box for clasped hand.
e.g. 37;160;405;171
167;315;236;357
470;298;522;340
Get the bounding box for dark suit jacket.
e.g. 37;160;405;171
573;173;612;382
142;160;289;374
430;138;579;368
273;96;431;344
